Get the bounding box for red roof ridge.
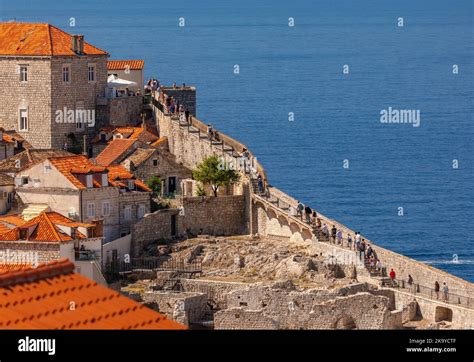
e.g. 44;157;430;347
0;258;74;288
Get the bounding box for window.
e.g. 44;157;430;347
43;162;51;173
102;201;110;216
19;66;28;82
152;159;158;167
86;174;93;188
7;193;14;204
128;180;135;191
88;64;95;82
19;109;28;131
124;206;131;221
21;176;28;185
75;101;85;131
138;204;146;219
100;133;106;142
87;202;96;218
62;65;70;83
101;173;109;187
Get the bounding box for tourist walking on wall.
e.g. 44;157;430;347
331;225;337;243
185;109;190;124
296;201;304;219
389;268;396;287
336;229;342;245
434;281;440;299
322;223;329;239
257;175;264;194
442;283;449;302
207;124;213;140
359;239;366;261
347;234;353;249
304;206;312;224
407;274;414;292
376;259;382;273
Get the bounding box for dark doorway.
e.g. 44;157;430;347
168;176;177;193
171;214;177;237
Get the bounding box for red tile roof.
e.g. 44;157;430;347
0;22;108;56
0;259;186;330
47;155;150;191
108;60;144;70
0;263;31;273
95;139;136;166
0;212;92;242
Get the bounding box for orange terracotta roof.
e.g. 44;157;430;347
106;165;151;192
151;137;168;148
0;22;108;56
0;215;26;227
0;212;91;242
0;149;73;173
108;60;144;70
95;139;136;166
0;263;31;273
49;155;93;189
0;259;186;330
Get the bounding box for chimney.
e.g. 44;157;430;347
71;35;84;54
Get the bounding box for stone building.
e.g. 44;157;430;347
0;211;106;284
0;173;15;214
13;154;151;242
0;22;109;149
107;59;144;92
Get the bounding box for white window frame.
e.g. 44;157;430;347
102;201;110;217
62;64;71;83
75;101;85;131
19;108;28;131
87;202;96;218
88;63;96;83
124;206;132;221
138;204;146;219
19;65;28;82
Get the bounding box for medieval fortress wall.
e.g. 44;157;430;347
151;90;474;328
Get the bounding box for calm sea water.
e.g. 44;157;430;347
1;0;473;282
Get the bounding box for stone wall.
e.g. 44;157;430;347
182;196;247;236
0;241;60;265
391;288;474;329
131;209;181;257
180;279;249;309
264;186;474;296
215;292;400;330
0;57;52;148
118;191;151;236
107;96;143;126
51;55;108;149
142;291;207;326
162;87;196;116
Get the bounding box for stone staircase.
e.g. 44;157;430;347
21;204;50;221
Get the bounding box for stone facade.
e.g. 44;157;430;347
215;291;400;330
106;96;143;126
0;54;108;149
142;291;207;326
0;240;60;265
162;87;196;116
118;191;151;236
182;196;247;236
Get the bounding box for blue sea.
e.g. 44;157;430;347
1;0;473;281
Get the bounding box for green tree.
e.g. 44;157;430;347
192;155;240;197
146;176;162;196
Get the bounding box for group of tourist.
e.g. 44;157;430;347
145;78;160;94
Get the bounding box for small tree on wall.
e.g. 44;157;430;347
192;155;240;197
146;176;162;196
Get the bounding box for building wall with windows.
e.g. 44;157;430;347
0;57;53;148
50;55;108;148
0;54;107;150
118;192;151;237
